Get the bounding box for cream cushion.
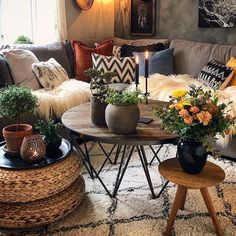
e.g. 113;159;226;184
32;58;69;90
4;49;41;90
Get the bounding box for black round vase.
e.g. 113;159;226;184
177;138;208;174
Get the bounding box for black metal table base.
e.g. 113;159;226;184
68;130;172;198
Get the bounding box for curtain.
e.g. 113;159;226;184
55;0;67;41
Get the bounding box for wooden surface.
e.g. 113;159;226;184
164;185;187;236
159;158;225;189
62;100;178;145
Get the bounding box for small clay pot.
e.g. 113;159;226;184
90;96;107;125
3;124;33;153
105;104;140;134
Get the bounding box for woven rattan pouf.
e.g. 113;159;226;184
0;151;85;228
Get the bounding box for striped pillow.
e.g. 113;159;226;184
92;53;135;84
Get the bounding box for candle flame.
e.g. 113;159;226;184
33;150;38;157
135;55;139;64
145;51;148;59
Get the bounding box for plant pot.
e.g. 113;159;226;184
90;96;107;125
2;124;33;153
105;104;140;134
177;138;208;174
45;135;62;155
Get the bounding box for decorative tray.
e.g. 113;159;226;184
0;139;72;169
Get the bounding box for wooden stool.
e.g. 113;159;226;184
159;158;225;236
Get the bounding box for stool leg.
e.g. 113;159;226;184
179;188;187;210
164;185;187;236
200;188;223;236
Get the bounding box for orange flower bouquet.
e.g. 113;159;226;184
155;85;235;173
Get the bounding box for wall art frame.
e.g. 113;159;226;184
199;0;236;28
130;0;156;36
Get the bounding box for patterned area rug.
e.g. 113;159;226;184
1;143;236;236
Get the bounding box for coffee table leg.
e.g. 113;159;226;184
157;180;169;198
149;144;163;165
68;131;94;179
164;185;187;236
113;146;134;197
137;146;156;199
114;145;122;165
200;188;223;236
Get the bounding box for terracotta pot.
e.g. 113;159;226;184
105;104;140;134
90;96;107;125
2;124;33;153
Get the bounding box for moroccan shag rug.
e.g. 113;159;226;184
1;143;236;236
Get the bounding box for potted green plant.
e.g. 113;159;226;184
84;68;116;125
0;85;38;153
104;89;145;134
35;120;62;153
14;35;33;44
155;85;235;174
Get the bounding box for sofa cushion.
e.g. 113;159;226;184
13;42;72;78
4;49;41;90
92;53;135;84
170;39;236;77
197;60;234;90
72;40;114;82
0;55;13;87
226;57;236;86
32;58;69;90
120;43;165;57
134;48;174;76
113;37;169;48
113;45;121;57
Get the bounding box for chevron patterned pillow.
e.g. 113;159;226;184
92;53;135;84
197;60;234;90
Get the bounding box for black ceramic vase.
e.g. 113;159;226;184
177;138;208;174
90;96;107;125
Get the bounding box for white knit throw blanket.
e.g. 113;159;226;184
32;79;91;120
139;73;236;146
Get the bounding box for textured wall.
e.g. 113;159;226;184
115;0;236;45
66;0;114;40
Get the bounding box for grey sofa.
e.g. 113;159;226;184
0;38;236;158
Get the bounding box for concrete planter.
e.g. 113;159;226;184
105;104;140;134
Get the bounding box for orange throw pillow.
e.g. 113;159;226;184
227;57;236;86
72;40;113;82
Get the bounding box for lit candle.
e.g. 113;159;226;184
135;55;139;86
145;51;149;78
32;150;38;157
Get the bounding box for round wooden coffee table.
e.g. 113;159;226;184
62;100;178;198
159;158;225;236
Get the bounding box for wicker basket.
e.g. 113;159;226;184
0;152;81;203
0;175;85;229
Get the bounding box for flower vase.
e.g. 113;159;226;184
177;138;208;174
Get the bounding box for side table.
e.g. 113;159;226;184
159;158;225;236
0;139;85;228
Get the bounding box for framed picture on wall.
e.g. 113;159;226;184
199;0;236;28
130;0;156;36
